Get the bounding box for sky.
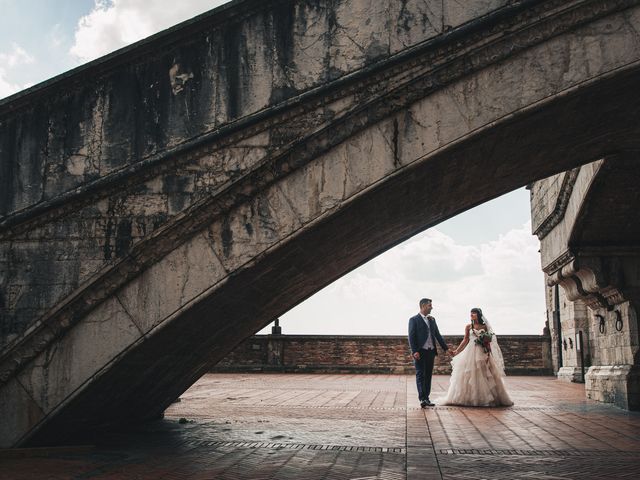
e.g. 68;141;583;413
0;1;547;336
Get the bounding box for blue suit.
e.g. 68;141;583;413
408;313;448;402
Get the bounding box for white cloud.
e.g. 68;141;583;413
70;0;230;63
48;24;66;49
272;222;546;336
0;73;20;99
0;43;34;99
0;43;35;67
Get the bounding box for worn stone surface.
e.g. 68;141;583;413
3;0;640;447
116;232;226;335
3;374;640;479
0;378;44;448
586;364;640;409
17;296;142;417
531;155;640;410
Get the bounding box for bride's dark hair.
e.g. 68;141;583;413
471;307;485;325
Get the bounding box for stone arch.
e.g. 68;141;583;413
4;0;640;447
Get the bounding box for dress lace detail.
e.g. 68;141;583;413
438;328;513;407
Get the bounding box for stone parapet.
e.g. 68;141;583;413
212;334;553;375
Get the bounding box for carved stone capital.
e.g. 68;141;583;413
543;250;575;279
547;252;635;309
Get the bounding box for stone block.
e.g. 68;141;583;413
585;364;640;410
329;0;390;74
205;183;304;273
443;0;510;29
0;378;45;448
389;0;443;54
117;232;226;334
557;366;584;383
17;296;141;414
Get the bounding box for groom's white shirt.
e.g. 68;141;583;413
420;313;435;350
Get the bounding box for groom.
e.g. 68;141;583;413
408;298;449;407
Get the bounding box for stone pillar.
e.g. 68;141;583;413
585;301;640;410
556;296;590;383
543;277;590;382
267;319;284;367
544;282;562;374
267;336;284;367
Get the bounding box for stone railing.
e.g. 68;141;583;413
212;334;553;375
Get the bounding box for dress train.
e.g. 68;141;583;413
438;329;513;407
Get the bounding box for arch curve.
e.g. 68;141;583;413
4;0;640;446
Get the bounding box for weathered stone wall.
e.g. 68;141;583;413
530;158;640;409
542;281;590;381
213;334;553;375
0;0;513;348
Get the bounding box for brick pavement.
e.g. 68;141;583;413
2;374;640;479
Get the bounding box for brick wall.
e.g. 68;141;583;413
213;334;553;375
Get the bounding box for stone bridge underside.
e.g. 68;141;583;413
2;0;640;447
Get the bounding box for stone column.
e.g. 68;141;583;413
556;296;590;383
544;282;562;374
267;336;284;367
585;302;639;409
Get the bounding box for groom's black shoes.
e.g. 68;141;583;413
420;400;428;408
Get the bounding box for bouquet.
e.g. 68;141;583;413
475;330;493;354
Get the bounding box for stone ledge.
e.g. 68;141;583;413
585;365;640;410
557;366;585;383
211;364;554;375
212;334;553;376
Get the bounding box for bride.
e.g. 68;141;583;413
439;308;513;407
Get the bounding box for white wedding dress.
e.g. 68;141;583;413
439;326;513;407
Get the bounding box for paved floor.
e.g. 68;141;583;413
2;374;640;479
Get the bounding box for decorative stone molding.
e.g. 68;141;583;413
545;252;639;309
0;0;635;240
543;250;575;277
533;168;581;239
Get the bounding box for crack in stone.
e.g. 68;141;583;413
392;117;400;169
272;184;303;230
204;233;227;277
115;294;143;335
39;118;54;204
406;108;429;130
445;88;473;131
180;247;191;308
